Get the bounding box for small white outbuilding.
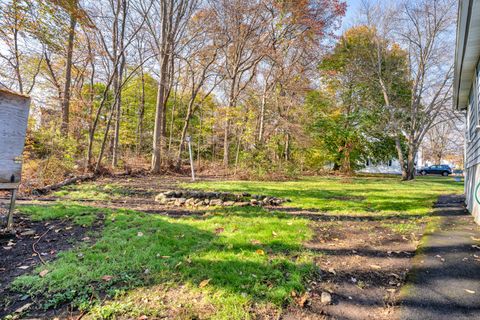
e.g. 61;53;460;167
0;87;31;230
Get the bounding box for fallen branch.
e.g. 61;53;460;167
32;174;96;195
32;226;53;265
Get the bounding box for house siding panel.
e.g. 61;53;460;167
466;62;480;169
465;59;480;223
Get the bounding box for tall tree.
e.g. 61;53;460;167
209;0;269;166
142;0;198;173
360;0;456;180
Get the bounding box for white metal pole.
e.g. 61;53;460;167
187;136;195;181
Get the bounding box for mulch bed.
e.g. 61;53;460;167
0;215;102;319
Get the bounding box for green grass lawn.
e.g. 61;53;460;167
13;206;314;319
11;175;464;319
183;175;464;215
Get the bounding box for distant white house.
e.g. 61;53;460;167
358;149;425;175
453;0;480;223
358;159;402;174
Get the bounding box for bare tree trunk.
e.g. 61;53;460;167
234;129;242;175
86;39;95;169
284;132;290;161
151;51;170;172
404;143;417;180
137;66;145;156
61;14;77;135
223;119;230;166
175;100;194;170
112;0;127;168
95;102;116;173
168;81;178;152
258;81;268;143
197;111;202;169
394;136;407;180
151;0;172;173
223;78;237;167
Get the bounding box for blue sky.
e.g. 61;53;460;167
342;0;364;31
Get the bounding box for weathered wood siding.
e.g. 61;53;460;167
0;90;30;183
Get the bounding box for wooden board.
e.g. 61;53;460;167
0;183;19;190
0;91;30;185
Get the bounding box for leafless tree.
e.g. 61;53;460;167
140;0;198;173
360;0;457;180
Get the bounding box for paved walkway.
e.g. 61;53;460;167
400;195;480;320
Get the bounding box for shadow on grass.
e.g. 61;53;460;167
11;204;315;313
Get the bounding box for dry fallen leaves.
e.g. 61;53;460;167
101;275;113;282
255;249;265;255
199;279;211;288
39;269;49;277
215;227;225;234
296;293;309;307
465;289;475;294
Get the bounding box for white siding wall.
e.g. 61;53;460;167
0;91;30;184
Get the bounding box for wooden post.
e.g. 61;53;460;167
6;189;17;231
186;136;195;181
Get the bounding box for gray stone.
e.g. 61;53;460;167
175;198;187;206
155;193;167;203
185;198;196;206
164;191;176;197
236;202;250;207
210;199;223;206
320;292;332;304
224;201;235;206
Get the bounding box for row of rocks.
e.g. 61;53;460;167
154;190;290;207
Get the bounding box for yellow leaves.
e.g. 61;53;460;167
39;269;49;277
199;279;211;288
255;249;265;255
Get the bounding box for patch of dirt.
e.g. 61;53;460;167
0;215;103;319
282;219;420;320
